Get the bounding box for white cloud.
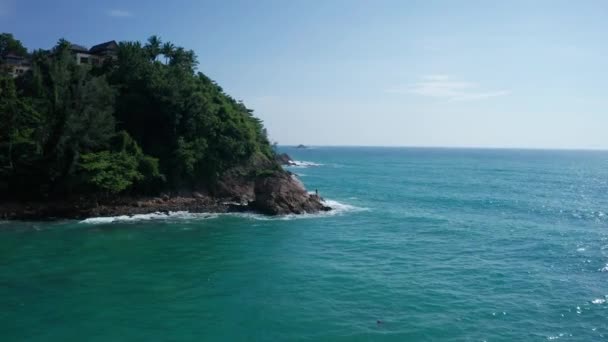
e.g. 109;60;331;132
387;75;510;101
107;9;132;17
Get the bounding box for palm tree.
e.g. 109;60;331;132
169;47;185;66
145;35;162;62
184;50;198;69
161;42;175;64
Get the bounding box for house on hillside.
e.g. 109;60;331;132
71;40;118;65
0;53;31;77
70;44;93;65
1;40;119;77
89;41;118;59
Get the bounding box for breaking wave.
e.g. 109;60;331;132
286;160;323;168
79;199;367;224
232;198;368;221
80;211;219;224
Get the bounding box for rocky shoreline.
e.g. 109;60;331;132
0;168;331;221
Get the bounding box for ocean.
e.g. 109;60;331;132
2;147;608;341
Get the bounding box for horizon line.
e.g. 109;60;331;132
278;144;608;152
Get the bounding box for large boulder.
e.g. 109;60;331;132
250;171;331;215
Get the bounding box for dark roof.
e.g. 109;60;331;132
89;40;118;53
4;53;26;59
70;44;89;53
2;53;28;65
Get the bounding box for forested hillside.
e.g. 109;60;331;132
0;34;275;200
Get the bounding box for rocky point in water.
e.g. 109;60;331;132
0;153;330;220
250;171;330;215
216;153;330;215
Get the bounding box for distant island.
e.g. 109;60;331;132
296;144;308;149
0;33;330;219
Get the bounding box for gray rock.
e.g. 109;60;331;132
249;171;331;215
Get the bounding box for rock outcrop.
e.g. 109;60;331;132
217;154;330;215
249;171;331;215
0;154;331;220
275;153;295;166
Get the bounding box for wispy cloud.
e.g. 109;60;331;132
387;75;510;101
107;9;132;17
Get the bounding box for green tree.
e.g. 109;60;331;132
79;151;142;194
161;42;175;64
0;76;42;186
0;33;27;57
145;35;162;62
80;131;162;195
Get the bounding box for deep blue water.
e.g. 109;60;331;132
2;147;608;341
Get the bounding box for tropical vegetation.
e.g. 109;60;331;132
0;33;274;200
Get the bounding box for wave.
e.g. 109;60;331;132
80;211;219;224
79;199;368;224
591;298;606;304
231;198;369;221
547;333;566;340
285;160;323;168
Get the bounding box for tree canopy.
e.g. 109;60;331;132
0;34;274;200
0;33;28;58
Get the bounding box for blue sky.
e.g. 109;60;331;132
2;0;607;149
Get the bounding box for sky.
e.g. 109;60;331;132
1;0;607;149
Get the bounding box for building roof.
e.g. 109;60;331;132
4;53;27;60
89;40;118;54
2;53;28;65
70;44;89;53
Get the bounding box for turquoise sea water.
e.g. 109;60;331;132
2;147;608;341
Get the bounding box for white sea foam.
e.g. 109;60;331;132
286;160;324;168
229;198;369;221
577;247;586;252
322;199;368;215
80;211;219;224
600;264;608;272
591;298;606;304
79;199;367;224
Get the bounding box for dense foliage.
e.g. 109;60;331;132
0;34;273;199
0;33;28;58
